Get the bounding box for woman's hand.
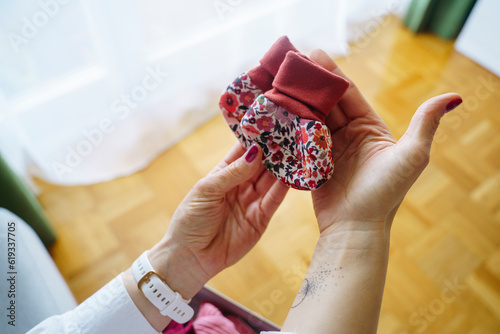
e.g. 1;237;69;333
282;50;462;334
309;50;462;234
150;142;288;296
126;142;288;331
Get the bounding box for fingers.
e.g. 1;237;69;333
309;48;339;72
253;166;278;194
309;49;374;120
327;105;350;133
204;143;263;194
400;93;462;153
260;179;289;219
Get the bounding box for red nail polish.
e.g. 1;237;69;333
445;98;462;113
245;144;259;163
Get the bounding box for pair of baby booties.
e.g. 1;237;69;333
219;36;349;190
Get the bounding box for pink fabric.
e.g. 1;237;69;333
227;315;257;334
193;302;257;334
163;320;194;333
265;51;350;122
247;36;299;92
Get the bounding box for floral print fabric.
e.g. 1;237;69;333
220;72;263;149
241;95;334;190
220;75;334;190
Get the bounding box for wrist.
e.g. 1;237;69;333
283;220;392;333
319;218;392;239
148;238;208;300
124;242;206;331
315;221;391;260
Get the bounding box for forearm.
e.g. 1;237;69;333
123;238;208;332
281;222;391;334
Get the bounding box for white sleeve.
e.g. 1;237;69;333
27;274;158;334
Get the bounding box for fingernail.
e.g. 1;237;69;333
445;98;462;113
245;143;259;163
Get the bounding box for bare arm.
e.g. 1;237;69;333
283;224;389;333
282;49;462;333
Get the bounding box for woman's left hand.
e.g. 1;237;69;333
149;142;289;298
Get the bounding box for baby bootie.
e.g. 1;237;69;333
240;51;349;190
220;36;299;148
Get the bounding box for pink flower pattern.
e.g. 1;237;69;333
241;95;334;190
255;115;275;132
220;75;335;190
239;91;256;107
219;72;263;148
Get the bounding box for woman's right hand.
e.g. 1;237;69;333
281;49;462;334
309;49;462;235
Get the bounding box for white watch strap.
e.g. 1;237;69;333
132;251;194;324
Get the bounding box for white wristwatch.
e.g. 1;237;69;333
132;251;194;324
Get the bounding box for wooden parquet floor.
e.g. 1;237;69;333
36;17;500;333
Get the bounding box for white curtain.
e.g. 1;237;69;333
0;0;409;186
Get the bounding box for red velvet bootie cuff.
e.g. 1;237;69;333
247;36;299;92
264;51;350;122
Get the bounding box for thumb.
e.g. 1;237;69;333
400;93;462;152
206;143;262;193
